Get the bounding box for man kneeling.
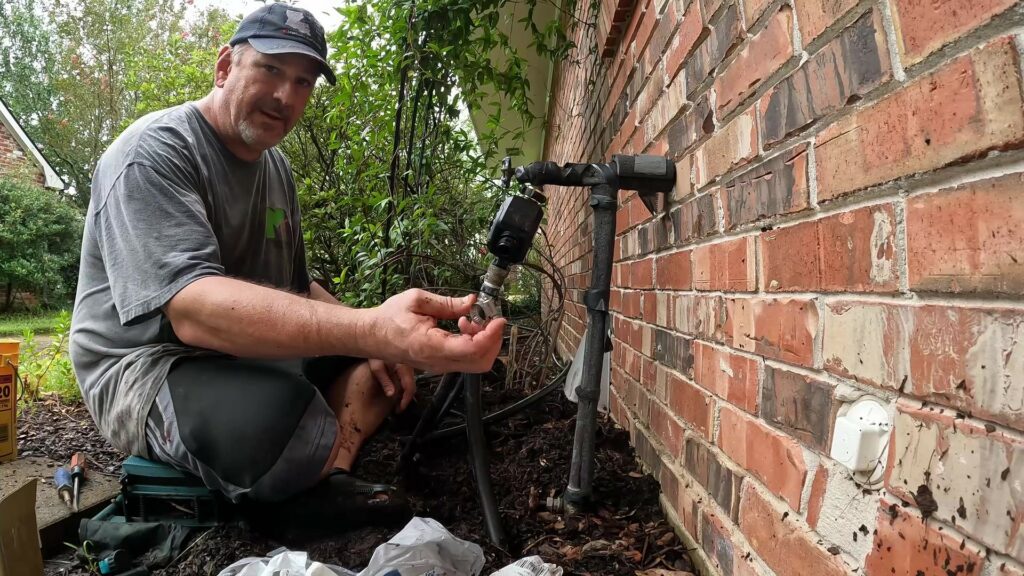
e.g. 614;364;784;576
69;3;504;516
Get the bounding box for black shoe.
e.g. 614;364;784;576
244;470;412;539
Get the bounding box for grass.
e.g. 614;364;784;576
0;310;64;337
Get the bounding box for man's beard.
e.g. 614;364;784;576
238;117;270;148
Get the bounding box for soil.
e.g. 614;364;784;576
30;379;696;575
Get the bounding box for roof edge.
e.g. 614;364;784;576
0;97;66;190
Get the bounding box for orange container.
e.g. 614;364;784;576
0;339;18;463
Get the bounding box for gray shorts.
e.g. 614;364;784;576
145;356;354;502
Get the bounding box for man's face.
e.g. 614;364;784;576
218;47;319;152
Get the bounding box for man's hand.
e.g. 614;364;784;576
368;359;416;412
375;289;505;374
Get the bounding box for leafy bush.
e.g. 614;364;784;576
16;310;79;404
0;179;83;310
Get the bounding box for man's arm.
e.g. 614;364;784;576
306;279;416;409
164;276;503;374
308;280;348;307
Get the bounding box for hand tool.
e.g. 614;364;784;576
54;465;73;509
69;452;86;512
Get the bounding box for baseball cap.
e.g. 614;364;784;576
229;3;337;85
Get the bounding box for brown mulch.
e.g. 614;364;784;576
17;399;124;476
30;379;696;575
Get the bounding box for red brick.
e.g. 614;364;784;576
668;294;725;341
647;69;688;146
640;346;656;384
622;290;642;318
794;0;859;46
742;0;772;26
642;291;657;320
685;438;742;520
665;369;713;439
759;9;891;148
713;6;794;116
630;257;654;288
694;107;758;187
738;483;850;576
907;172;1024;296
624;346;642;380
693;341;760;413
650;401;685;456
805;465;828;530
721;144;809;230
726;298;818;366
699;0;724;19
665;0;703;81
631;0;659;60
628;193;650;229
665;466;700;536
654;327;694;375
887;400;1024;558
655;249;692;289
672;154;693;201
701;509;739;575
815;38;1024;201
618;0;649;60
761;203;899;292
892;0;1016;65
633;423;662;472
865;499;985;576
761;366;835;451
718;404;807;509
609;106;640;154
693;237;757;292
685;3;743;97
616;205;631;235
667;95;713;157
821;301;910;389
670;188;718;242
909;305;1024;430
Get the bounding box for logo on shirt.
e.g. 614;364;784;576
266;207;290;240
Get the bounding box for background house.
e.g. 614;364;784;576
0;97;65;190
1;97;67;309
489;1;1024;574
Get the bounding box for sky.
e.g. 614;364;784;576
188;0;346;31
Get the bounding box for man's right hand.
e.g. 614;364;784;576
373;289;505;374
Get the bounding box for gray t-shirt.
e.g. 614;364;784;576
70;103;310;457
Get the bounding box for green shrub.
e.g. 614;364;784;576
0;179;83;311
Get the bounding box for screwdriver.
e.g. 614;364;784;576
54;466;73;509
69;452;87;512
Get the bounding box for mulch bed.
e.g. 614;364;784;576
29;378;695;575
17;399;124;476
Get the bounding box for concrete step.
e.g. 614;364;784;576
1;456;121;555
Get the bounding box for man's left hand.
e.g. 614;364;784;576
368;359;416;412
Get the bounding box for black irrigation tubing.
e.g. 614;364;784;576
420;363;571;444
465;371;507;547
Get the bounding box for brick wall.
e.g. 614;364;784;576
542;0;1024;574
0;116;46;186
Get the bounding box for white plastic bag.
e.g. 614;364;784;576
357;517;485;576
564;327;610;413
217;549;356;576
489;556;562;576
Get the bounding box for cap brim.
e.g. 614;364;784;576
248;37;336;85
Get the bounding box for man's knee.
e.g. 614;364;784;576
337;360;399;408
166;357;335;500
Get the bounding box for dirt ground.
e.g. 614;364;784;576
27;378;696;575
